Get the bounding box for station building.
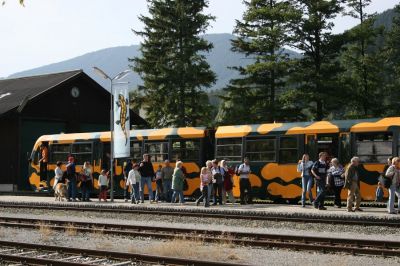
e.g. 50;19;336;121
0;70;147;191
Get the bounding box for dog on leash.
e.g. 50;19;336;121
54;183;67;201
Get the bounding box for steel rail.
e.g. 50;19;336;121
0;202;398;227
0;240;244;266
0;216;399;257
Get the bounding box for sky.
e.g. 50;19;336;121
0;0;398;78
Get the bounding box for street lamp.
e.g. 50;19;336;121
93;66;131;202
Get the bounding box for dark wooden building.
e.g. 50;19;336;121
0;70;147;191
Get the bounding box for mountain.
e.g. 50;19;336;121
7;33;299;92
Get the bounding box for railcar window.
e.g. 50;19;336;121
144;142;169;162
356;132;392;163
130;141;142;162
216;138;242;162
279;136;298;163
71;143;92;165
245;138;275;162
172;140;200;161
50;144;71;163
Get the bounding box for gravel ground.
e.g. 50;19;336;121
1;208;399;241
0;226;399;266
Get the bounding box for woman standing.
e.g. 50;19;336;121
297;154;314;207
195;167;210;207
53;161;63;190
328;158;345;208
221;160;236;204
82;162;93;201
385;157;400;214
171;161;185;204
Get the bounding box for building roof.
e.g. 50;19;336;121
0;70;82;115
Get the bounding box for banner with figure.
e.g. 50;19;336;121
113;82;130;158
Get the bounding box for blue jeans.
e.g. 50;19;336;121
130;182;140;203
140;176;153;201
301;175;313;205
163;179;172;202
155;179;163;201
171;189;185;203
313;177;326;208
207;183;213;203
81;180;91;200
387;185;400;213
67;178;77;200
196;185;209;207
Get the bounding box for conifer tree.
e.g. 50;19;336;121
131;0;216;127
383;4;400;116
340;0;385;118
217;0;301;124
284;0;344;121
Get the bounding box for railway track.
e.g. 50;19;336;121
0;202;398;227
0;240;241;266
0;216;399;257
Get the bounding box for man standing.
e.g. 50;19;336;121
238;157;252;205
66;156;77;202
311;152;329;210
344;157;363;212
123;159;133;202
39;143;49;187
161;160;174;202
139;154;155;203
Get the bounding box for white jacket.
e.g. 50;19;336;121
126;169;140;187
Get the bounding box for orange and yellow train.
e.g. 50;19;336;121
29;117;400;201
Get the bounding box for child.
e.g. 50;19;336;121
98;170;109;202
154;165;163;202
127;164;141;204
195;167;210;207
375;181;384;202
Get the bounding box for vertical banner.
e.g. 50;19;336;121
113;83;130;158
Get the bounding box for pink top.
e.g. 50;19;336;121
200;173;210;190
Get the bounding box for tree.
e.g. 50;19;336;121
339;0;386;118
130;0;216;128
383;4;400;116
217;0;301;125
287;0;344;121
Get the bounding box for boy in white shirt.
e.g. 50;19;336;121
127;164;141;204
98;170;109;202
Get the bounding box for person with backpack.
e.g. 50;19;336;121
238;157;252;205
221;160;235;204
297;154;314;207
211;159;224;205
311;152;329;210
385;157;400;214
344;157;363;212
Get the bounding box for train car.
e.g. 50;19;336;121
28;127;213;197
215;117;400;202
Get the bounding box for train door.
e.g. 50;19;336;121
305;134;339;162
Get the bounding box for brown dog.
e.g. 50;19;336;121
54;183;67;201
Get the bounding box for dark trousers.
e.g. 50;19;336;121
334;185;343;206
40;162;48;186
212;183;223;205
81;180;91;201
67;177;77;200
314;178;326;207
196;186;209;207
239;178;252;204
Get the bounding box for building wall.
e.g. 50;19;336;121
0;115;18;189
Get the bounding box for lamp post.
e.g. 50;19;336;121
93;67;131;202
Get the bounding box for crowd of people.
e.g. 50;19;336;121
298;152;400;214
48;149;400;215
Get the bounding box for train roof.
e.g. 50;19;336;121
215;117;400;138
35;127;206;148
